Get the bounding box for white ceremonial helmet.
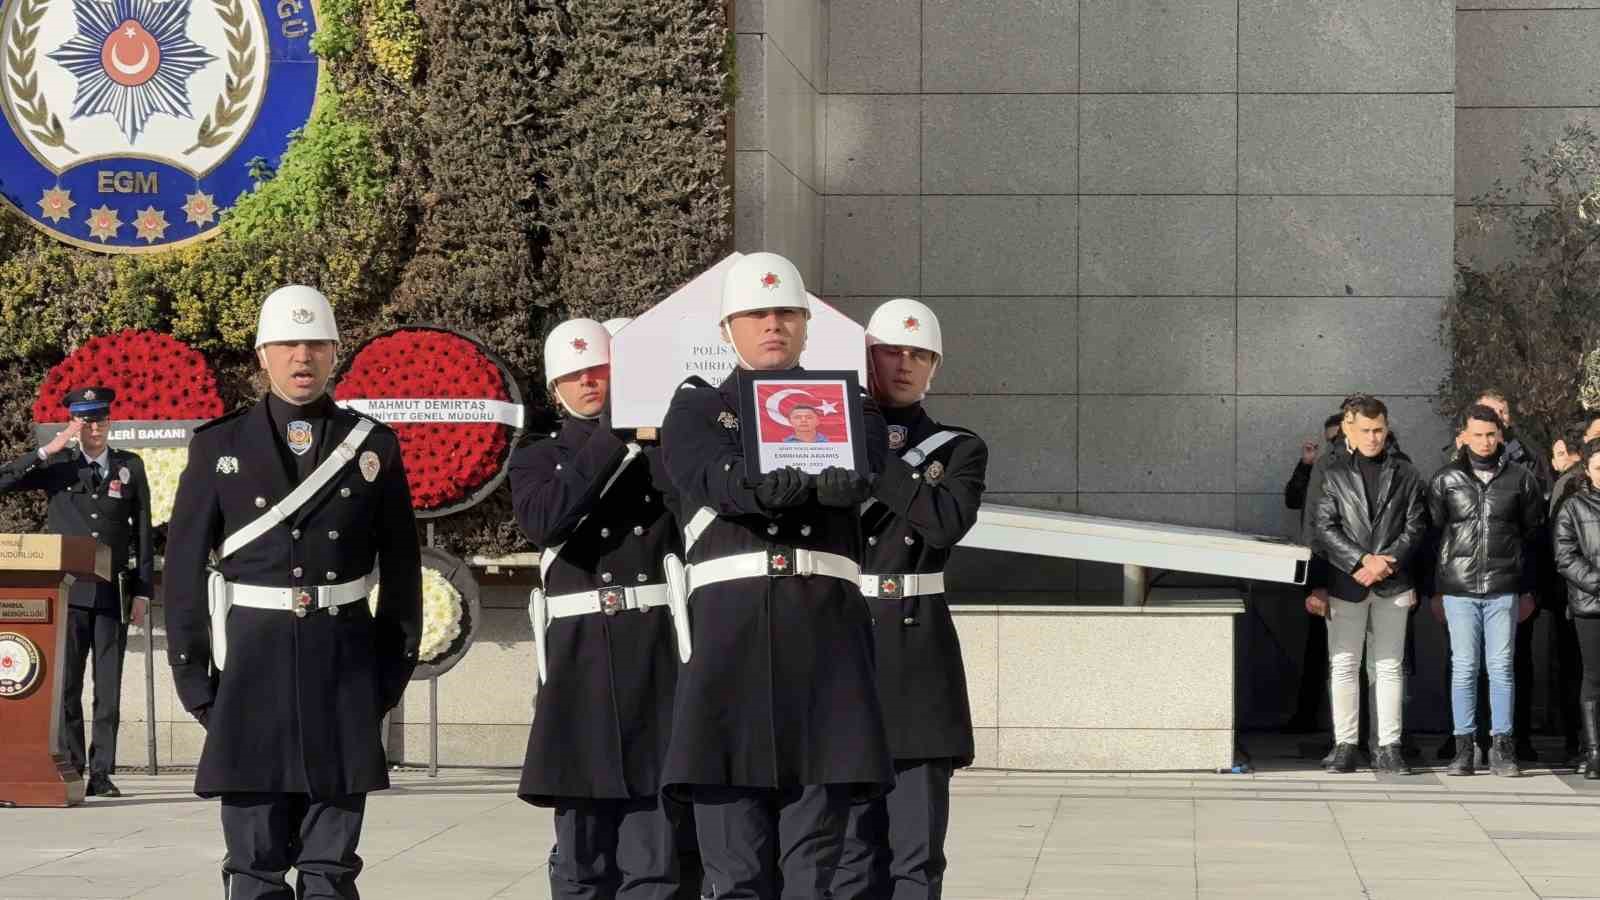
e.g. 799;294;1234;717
867;298;942;358
719;251;810;324
254;285;339;348
601;317;632;336
543;318;612;388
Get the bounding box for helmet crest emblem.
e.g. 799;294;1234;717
903;316;919;331
571;338;588;353
760;272;780;289
291;307;314;325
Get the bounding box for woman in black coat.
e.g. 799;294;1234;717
510;317;689;899
1553;439;1600;780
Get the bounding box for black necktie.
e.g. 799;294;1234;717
90;462;103;489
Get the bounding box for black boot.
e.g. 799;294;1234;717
1435;734;1457;761
1325;743;1358;774
1446;736;1475;776
1376;743;1412;776
1582;699;1600;781
1490;735;1521;777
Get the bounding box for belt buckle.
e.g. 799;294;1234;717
877;576;904;599
294;590;313;618
767;548;793;577
598;588;625;616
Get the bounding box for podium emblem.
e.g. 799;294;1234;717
0;631;43;698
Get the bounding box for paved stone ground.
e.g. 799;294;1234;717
7;739;1600;899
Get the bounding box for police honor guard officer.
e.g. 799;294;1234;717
164;285;423;900
661;252;894;899
833;300;988;900
511;317;692;899
0;387;154;798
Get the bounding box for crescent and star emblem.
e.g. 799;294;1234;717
763;388;840;427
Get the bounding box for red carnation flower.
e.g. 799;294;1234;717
33;330;225;423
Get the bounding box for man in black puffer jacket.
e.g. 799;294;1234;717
1312;396;1428;775
1428;405;1545;777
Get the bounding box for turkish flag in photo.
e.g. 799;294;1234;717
755;382;850;445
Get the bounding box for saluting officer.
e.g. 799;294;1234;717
833;300;988;900
660;251;894;899
511;317;691;899
0;387;154;798
165;285;422;900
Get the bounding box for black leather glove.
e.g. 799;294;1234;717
815;466;871;508
755;467;812;510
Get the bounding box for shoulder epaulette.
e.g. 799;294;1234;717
192;405;250;433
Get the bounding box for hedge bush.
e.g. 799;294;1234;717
1447;124;1600;449
0;0;731;558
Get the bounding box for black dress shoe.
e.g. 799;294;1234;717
86;774;121;798
1325;743;1359;773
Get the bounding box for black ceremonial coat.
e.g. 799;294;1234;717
659;368;894;798
164;398;423;799
0;446;154;611
509;417;684;806
862;405;987;766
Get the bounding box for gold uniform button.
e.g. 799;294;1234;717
601;573;613;584
636;573;648;583
800;525;812;537
326;571;338;580
903;617;916;626
767;524;779;536
904;536;915;546
292;567;303;578
867;536;878;546
90;513;98;519
633;526;644;536
91;531;99;538
291;529;301;540
255;497;267;508
340;488;351;498
600;528;610;538
328;531;339;540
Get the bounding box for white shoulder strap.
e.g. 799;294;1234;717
683;506;717;552
219;419;376;560
539;443;642;582
862;430;966;517
901;430;964;467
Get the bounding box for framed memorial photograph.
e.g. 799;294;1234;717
738;369;869;482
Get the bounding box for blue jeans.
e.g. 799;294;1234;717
1443;594;1517;737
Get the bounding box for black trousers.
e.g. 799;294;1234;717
694;784;850;900
550;796;682;900
61;606;127;777
1573;616;1600;703
220;792;366;900
1554;609;1583;748
834;760;954;900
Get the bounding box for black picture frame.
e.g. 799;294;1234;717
736;369;868;484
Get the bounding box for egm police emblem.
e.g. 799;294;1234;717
0;0;320;252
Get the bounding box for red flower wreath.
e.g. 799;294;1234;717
334;328;516;513
32;330;225;422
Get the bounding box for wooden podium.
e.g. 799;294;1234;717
0;534;109;807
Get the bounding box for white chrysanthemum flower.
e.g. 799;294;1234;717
370;566;463;662
136;446;189;527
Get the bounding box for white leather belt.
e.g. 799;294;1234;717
547;583;671;619
225;573;374;617
859;572;946;599
689;548;861;593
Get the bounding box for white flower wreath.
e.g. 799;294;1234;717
370;566;463;662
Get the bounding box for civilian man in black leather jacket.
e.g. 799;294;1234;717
1428;405;1545;777
1312;396;1428;775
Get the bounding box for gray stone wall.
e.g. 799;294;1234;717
802;1;1457;604
1456;1;1600;268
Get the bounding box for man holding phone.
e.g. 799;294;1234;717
0;387;153;798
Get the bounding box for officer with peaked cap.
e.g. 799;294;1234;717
0;386;154;798
831;299;988;900
164;284;422;899
660;251;894;899
510;317;694;899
